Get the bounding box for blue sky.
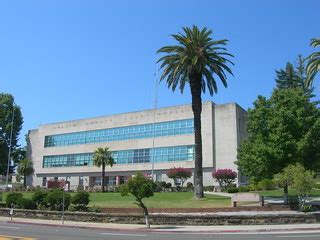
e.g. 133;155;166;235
0;0;319;145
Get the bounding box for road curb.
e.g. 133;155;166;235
4;220;320;234
5;220;151;233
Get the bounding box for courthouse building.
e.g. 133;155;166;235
26;101;247;189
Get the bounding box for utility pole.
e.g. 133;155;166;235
151;67;158;181
6;106;15;190
61;183;66;224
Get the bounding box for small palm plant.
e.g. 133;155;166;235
93;147;114;192
17;159;34;188
306;37;320;88
157;25;234;198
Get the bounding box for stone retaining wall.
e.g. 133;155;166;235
101;205;291;214
0;208;319;225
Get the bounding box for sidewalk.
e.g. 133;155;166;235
204;191;234;197
1;216;320;233
205;191;320;205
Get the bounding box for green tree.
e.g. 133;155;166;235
157;26;234;198
275;56;312;95
0;93;23;175
120;172;156;228
17;159;34;188
275;62;301;89
274;165;296;204
45;189;71;211
236;88;320;202
274;164;316;210
93;147;114;192
306;37;320;88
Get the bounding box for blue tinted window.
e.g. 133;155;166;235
44;119;194;148
43;145;194;168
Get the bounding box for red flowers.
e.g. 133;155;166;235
166;167;192;187
212;169;237;191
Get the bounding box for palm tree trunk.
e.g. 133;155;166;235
190;73;204;199
101;163;106;192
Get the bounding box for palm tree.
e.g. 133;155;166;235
93;147;114;192
306;38;320;88
17;159;34;188
157;26;234;198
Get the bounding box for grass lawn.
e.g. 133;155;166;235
3;188;319;209
255;188;320;198
87;192;231;208
0;191;231;209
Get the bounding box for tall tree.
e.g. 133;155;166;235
17;158;34;188
236;88;320;203
0;93;23;175
93;147;114;192
275;62;300;89
157;26;234;198
275;56;313;95
306;37;320;88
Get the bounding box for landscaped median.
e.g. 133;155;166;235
1;188;320;226
0;208;319;226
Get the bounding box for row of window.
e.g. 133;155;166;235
42;145;195;168
44;119;194;147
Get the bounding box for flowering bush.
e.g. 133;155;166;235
166;167;192;187
212;169;237;191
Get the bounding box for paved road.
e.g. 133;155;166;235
0;222;320;240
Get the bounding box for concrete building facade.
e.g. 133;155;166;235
27;101;247;190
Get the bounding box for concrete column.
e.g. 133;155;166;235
116;176;120;185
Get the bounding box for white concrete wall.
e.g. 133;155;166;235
27;101;246;187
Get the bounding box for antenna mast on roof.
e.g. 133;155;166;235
151;65;159;181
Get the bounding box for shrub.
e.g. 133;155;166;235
238;186;250;192
45;189;71;211
12;185;24;192
301;204;315;212
314;183;320;189
227;188;239;193
6;192;23;207
186;182;194;191
113;186;121;193
71;191;90;206
203;186;215;192
0;192;2;202
76;185;84;191
166;167;192;187
88;206;101;213
154;182;163;192
26;186;36;192
32;190;48;208
247;184;257;191
165;182;172;189
68;205;77;212
258;179;276;190
159;181;167;188
70;191;90;211
17;198;36;209
186;182;193;188
212;169;237;191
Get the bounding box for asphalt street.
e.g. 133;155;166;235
0;222;320;240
